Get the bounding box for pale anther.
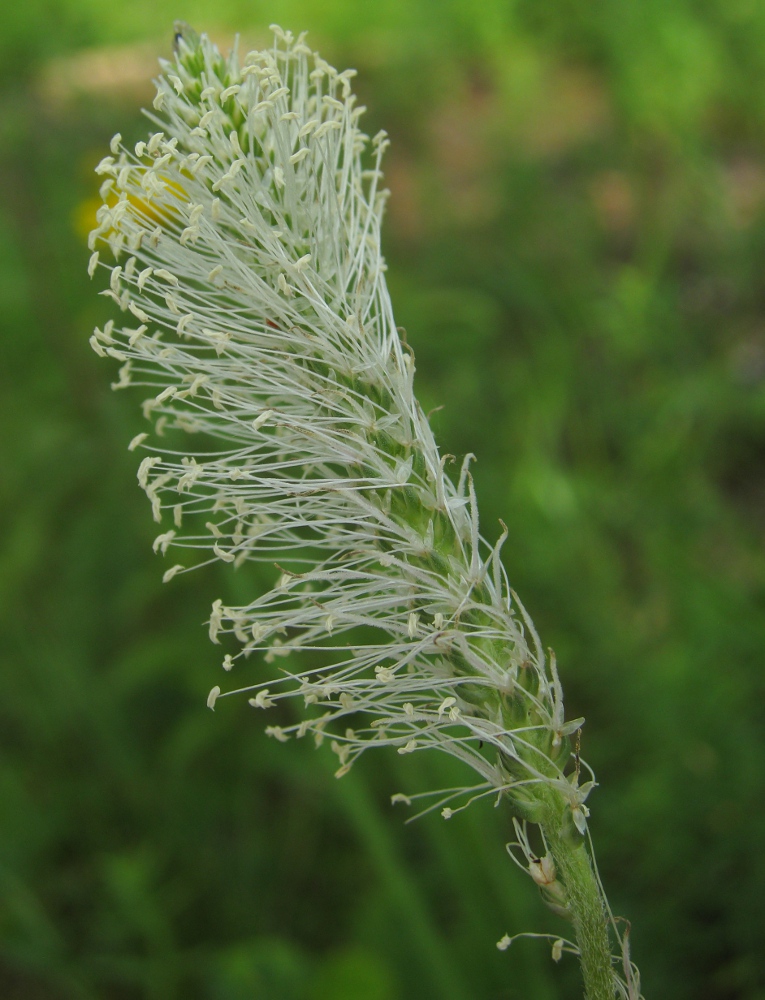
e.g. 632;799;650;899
252;409;273;431
154;268;178;285
136;267;153;291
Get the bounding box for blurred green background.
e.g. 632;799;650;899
3;1;765;997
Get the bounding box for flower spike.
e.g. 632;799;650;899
89;26;640;999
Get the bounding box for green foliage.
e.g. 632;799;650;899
2;1;765;997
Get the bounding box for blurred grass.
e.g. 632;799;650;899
2;1;765;998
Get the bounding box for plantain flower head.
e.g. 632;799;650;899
88;24;592;831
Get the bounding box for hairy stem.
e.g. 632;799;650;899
544;818;615;1000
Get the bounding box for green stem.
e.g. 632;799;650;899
543;821;615;1000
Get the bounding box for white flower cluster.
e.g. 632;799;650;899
88;24;592;828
